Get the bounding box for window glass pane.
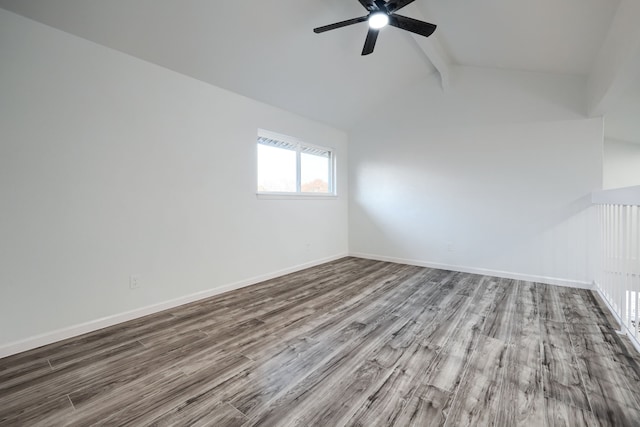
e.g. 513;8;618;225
257;144;296;192
301;151;330;193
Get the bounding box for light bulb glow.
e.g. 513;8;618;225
368;13;389;29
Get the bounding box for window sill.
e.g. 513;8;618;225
256;192;338;200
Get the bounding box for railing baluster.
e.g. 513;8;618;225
606;204;612;304
620;204;625;322
624;205;629;330
595;192;640;348
607;204;612;305
615;204;620;317
612;203;616;313
604;204;609;301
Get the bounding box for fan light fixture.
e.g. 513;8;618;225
368;12;389;29
313;0;437;56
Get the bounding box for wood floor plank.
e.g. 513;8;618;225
495;347;544;426
0;339;149;416
576;353;640;410
0;257;639;426
346;327;443;425
240;315;410;426
66;354;253;426
585;290;625;329
537;283;566;323
285;360;394;426
421;279;497;394
421;313;485;394
544;397;600;427
540;321;592;412
65;332;207;409
417;294;470;351
482;278;519;342
222;322;372;414
368;319;433;369
392;384;452;427
149;401;247;427
444;335;508;427
508;281;541;368
345;364;431;426
0;358;51;394
586;392;640;427
0;394;74;426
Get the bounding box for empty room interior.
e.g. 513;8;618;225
2;0;640;426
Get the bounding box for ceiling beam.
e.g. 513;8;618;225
588;0;640;116
402;3;452;90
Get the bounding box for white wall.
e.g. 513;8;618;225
604;139;640;189
349;67;603;286
0;9;348;350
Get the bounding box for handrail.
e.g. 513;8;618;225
592;185;640;206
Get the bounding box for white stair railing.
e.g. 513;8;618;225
593;186;640;348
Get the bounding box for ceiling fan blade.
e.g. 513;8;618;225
388;14;437;38
362;28;379;55
386;0;416;13
357;0;378;12
314;16;368;33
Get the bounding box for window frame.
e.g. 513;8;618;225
256;129;337;199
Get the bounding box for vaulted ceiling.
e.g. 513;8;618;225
422;0;617;75
0;0;637;137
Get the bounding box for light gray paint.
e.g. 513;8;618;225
605;78;640;144
603;139;640;189
0;9;348;346
349;67;603;284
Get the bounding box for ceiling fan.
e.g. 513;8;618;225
313;0;437;56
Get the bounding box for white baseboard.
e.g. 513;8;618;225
0;253;348;359
592;282;624;327
349;252;594;290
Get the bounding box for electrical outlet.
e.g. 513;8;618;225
130;275;141;290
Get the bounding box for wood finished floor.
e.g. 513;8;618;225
2;257;640;426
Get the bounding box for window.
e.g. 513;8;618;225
257;130;335;196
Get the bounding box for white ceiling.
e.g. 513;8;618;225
422;0;619;75
0;0;622;129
